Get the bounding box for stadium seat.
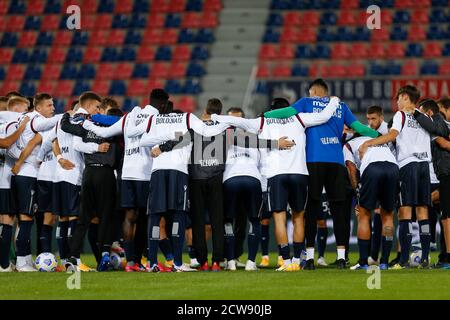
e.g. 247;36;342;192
369;63;386;75
196;29;214;43
55;80;75;97
0;48;13;64
44;0;61;14
96;63;115;79
280;27;299;42
296;45;313;58
98;0;115;13
278;44;295;59
47;47;67;63
73;81;91;96
113;63;133;80
347;63;365;77
315;44;330;58
91;79;111;96
95;14;113;29
12;48;29;63
0;81;20;95
0;1;8;15
320;12;337;25
201;12;218;28
368;43;386;58
423;42;442;57
335;27;354;41
161;29;179;45
109;80;127;95
130;13;147;28
125;30;142;45
256;64;270;78
421;61;439;74
18;82;35;96
283;12;301;25
169;0;187;13
132;64;150;78
427;25;447;40
18;31;38;48
78;64;96;79
401;60;418;75
267;13;283;26
24;65;42;80
147;14;166;28
165;79;183;94
182;12;201;28
115;0;133;13
173;45;191;60
30;48;48;63
331;43;350;59
429;8;448;23
133;0;150;13
443;43;450;56
439;61;450;75
137;46;156;62
408;25;426;41
393;10;410;23
152;62;170;78
151;0;170;13
297;27;316;42
183;78;201;94
166;13;182;28
406;43;423;57
119;47;136;61
263;28;280;43
204;0;222;11
83;47;102;63
24;16;41;30
350;43;368;58
37;80;56;93
411;9;429;23
386;62;402;75
148;79;165;91
341;0;359;8
186;62;205;76
291;64;309;76
338;11;356;25
176;96;196;113
113;14;130;29
66;47;83;63
61;64;78;79
386;43;405;58
328;64;347;77
72;31;89;46
259;44;278;60
191;45;209;60
54;31;73;46
185;0;203;11
143;29;164;45
41;15;61;31
178;28;196;43
272;64;291;77
391;26;407;41
81;0;98;13
107;30;126;46
156;46;172;61
37;32;54;46
6;16;25;32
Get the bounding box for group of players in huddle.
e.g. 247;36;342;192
0;78;449;273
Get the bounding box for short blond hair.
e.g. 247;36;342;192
7;96;30;111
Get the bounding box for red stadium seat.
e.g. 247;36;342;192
169;0;186;12
338;11;356;25
148;79;165;91
114;63;133;79
41;15;61;31
83;47;102;63
115;0;133;13
81;14;96;30
439;61;450;75
201;12;218;28
6;16;25;32
272;64;291;77
283;12;301;26
47;47;67;63
302;11;320;26
41;64;62;80
341;0;359;8
278;44;295;59
395;0;414;7
91;80;110;96
54;31;73;46
1;81;20;95
401;61;418;75
204;0;223;11
182;13;202;28
173;45;191;61
297;27;316;42
386;43;405;58
177;96;196;113
256;64;270;78
142;29;163;45
137;46;156;62
95;14;113;30
168;62;187;78
331;43;350;59
37;81;56;94
411;10;429;23
6;65;25;81
259;44;278;60
408;25;426;41
350;43;368;58
381;11;393;24
81;0;98;13
0;1;8;15
415;0;431;6
151;0;170;13
107;30;125;46
161;29;179;45
371;28;389;41
151;62;170;78
127;79;148;96
96;64;115;80
55;81;75;97
280;27;299;42
0;16;6;31
423;42;442;58
147;14;166;28
18;31;38;48
0;48;13;64
368;43;385;58
347;63;365;77
89;30;109;46
328;64;347;78
26;0;45;14
356;10;392;25
63;0;81;13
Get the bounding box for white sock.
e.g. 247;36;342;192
263;255;269;259
283;258;291;266
292;257;300;265
76;258;81;265
17;256;26;267
337;248;346;260
306;248;315;260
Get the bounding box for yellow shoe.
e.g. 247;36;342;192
141;257;147;266
259;256;270;267
277;256;284;268
276;263;288;271
164;260;174;269
391;263;406;270
78;263;96;272
284;263;301;272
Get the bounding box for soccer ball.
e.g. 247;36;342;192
35;252;58;272
409;250;431;267
110;252;126;270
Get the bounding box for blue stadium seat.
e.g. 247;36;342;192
101;47;119;62
54;99;66;114
178;29;196;43
270;0;291;10
336;27;354;41
291;64;309;77
71;32;89;46
132;64;150;78
196;29;215;43
427;25;446;40
113;14;130;28
24;65;41;80
66;48;83;63
184;79;202;94
186;0;202;11
290;0;310;9
317;27;336;41
255;81;268;94
109;80;126;95
123;98;139;112
125;30;142;45
354;27;370;41
130;14;147;28
165;79;183;94
315;44;330;58
9;0;26;14
98;0;115;13
166;14;182;28
267;13;283;26
37;32;53;46
155;47;172;61
432;0;448;7
263;29;280;43
391;26;407;41
447;26;450;40
1;33;18;47
320;12;337;25
296;45;313;58
421;61;439;75
187;62;205;77
386;62;401;75
78;64;96;79
370;63;386;75
60;64;78;79
393;11;410;24
191;46;209;60
321;0;340;9
119;47;136;61
19;82;35;96
0;67;5;80
442;43;450;56
406;43;423;57
44;0;61;14
429;9;448;23
29;48;48;63
73;81;91;96
12;48;29;63
25;16;41;30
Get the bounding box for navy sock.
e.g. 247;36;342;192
260;224;269;256
399;220;412;264
418;220;431;262
317;227;328;258
293;242;305;259
380;236;393;264
148;215;161;266
159;238;174;261
188;245;196;259
68;220;77;241
358;238;370;265
370;214;382;261
123;240;135;263
279;244;290;260
16;221;33;257
88;223;100;264
247;219;261;262
171;211;186;267
224;221;235;261
56;221;69;260
39;224;53;253
0;224;13;268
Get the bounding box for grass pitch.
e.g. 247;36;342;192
0;252;449;300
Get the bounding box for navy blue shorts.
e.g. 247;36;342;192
186;210;211;228
11;175;37;216
267;174;308;213
399;161;431;207
318;192;330;220
148;170;189;215
52;181;80;217
359;162;399;211
121;180;150;209
37;180;53;213
0;189;12;214
224;176;262;220
260;191;272;219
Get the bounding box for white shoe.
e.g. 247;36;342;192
317;256;328;266
235;259;246;268
225;259;237;271
219;261;226;268
292;257;301;265
245;260;258;271
190;258;200;268
25;254;34;266
174;264;198;272
16;263;37;272
0;263;14;272
350;263;361;270
368;257;379;266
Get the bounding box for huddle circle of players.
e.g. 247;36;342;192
0;78;449;273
